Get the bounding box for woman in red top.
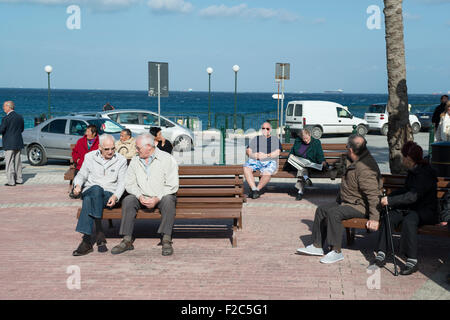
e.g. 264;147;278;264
72;125;99;174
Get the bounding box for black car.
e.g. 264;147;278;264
415;106;434;131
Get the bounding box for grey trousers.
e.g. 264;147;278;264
312;203;366;251
119;194;177;237
295;167;308;192
5;150;23;185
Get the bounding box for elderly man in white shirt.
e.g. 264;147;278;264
72;134;127;256
111;133;179;256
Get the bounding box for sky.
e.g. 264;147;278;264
0;0;449;94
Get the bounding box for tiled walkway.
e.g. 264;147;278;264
0;180;449;300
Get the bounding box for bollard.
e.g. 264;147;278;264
429;124;435;158
220;127;226;165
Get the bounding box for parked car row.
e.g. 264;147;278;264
284;100;428;138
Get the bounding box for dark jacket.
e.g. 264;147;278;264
72;135;99;170
0;110;24;150
441;191;450;223
289;137;325;164
432;103;446;128
339;150;382;221
388;163;438;225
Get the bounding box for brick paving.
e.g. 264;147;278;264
0;179;449;300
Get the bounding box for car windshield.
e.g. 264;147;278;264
368;105;386;113
87;119;123;134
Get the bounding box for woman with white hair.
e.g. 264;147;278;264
436;101;450;142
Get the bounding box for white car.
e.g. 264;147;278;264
364;104;421;135
285;100;369;139
73;110;194;152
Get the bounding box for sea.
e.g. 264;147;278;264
0;88;441;130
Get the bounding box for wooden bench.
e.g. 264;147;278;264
76;165;246;247
253;143;347;180
342;174;450;245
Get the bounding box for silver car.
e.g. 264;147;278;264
22;116;125;166
72;109;194;151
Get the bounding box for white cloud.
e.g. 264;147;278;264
0;0;140;11
403;12;421;20
199;4;300;23
147;0;193;14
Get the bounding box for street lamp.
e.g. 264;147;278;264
206;67;213;129
232;64;240;130
44;65;53;119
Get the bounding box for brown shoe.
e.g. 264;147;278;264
162;240;173;256
111;239;134;255
72;240;93;256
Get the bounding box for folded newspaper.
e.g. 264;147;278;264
288;154;323;171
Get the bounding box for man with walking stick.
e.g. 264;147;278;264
372;142;438;276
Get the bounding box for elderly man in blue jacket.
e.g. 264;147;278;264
72;134;128;256
0;101;24;186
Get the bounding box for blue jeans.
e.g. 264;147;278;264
76;185;113;235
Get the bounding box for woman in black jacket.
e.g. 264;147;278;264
373;141;438;275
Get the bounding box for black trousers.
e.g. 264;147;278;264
312;203;366;251
377;209;420;259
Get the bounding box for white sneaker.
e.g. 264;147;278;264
296;244;324;256
320;250;344;264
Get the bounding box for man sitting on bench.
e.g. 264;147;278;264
243;122;281;199
287;128;327;201
297;134;381;264
111;133;179;256
372;141;438;275
72;134;128;256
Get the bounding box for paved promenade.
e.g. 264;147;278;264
0;173;449;300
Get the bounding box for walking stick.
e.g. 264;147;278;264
383;189;399;276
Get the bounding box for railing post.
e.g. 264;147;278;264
220;127;226;165
285;125;291;143
429;124;435;158
225;115;229;131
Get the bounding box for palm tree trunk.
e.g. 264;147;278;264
384;0;413;174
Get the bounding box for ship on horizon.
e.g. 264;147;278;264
324;89;344;94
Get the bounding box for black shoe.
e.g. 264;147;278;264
16;182;24;185
305;178;313;187
296;193;303;201
400;264;418;276
72;240;93;256
371;258;386;268
251;190;260;199
96;232;108;253
4;183;15;187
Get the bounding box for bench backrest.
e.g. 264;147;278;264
279;143;347;167
177;165;244;199
381;174;450;200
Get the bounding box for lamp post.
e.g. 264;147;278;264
206;67;213;129
44;65;53;119
232;64;240;130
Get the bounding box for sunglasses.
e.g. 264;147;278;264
102;147;115;151
261;127;271;130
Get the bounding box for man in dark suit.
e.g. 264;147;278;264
0;101;25;186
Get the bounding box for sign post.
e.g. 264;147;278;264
148;62;169;126
275;63;290;143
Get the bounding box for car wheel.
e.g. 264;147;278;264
381;124;388;136
311;126;323;139
411;123;421;134
173;135;193;152
356;124;368;136
27;144;47;166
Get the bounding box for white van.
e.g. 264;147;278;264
285;100;368;139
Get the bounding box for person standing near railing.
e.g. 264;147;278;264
435;101;450;142
432;95;448;135
0;101;24;186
